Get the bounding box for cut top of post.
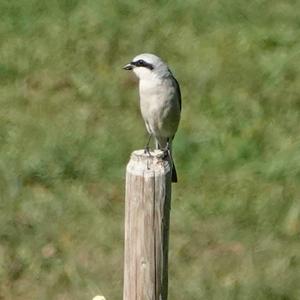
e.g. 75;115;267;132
126;149;171;179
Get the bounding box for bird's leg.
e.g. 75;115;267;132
155;140;160;150
144;134;152;156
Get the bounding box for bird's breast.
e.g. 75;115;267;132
139;79;171;113
138;78;180;137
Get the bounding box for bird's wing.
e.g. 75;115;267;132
173;76;182;111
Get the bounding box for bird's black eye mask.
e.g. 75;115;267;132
131;59;154;70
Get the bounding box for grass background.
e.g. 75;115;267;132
1;0;300;299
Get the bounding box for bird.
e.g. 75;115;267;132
123;53;181;183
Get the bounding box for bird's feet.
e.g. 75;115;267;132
162;146;170;159
162;140;172;159
144;146;152;157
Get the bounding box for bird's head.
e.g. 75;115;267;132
123;53;169;80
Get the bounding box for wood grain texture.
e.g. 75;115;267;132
123;150;172;300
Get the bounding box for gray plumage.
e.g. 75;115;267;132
123;53;181;182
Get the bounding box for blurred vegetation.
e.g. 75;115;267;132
0;0;300;299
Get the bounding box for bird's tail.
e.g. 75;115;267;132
171;162;178;183
155;138;178;183
166;140;178;183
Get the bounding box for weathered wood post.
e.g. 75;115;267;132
123;149;172;300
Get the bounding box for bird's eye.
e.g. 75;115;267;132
138;60;144;66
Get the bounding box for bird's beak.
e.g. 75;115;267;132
123;63;133;70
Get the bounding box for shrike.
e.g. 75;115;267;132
123;53;181;183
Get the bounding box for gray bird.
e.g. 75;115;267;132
123;53;181;183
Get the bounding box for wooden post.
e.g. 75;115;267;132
123;149;172;300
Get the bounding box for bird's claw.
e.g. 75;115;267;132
162;148;169;159
144;146;152;156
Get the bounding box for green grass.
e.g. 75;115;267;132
0;0;300;299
